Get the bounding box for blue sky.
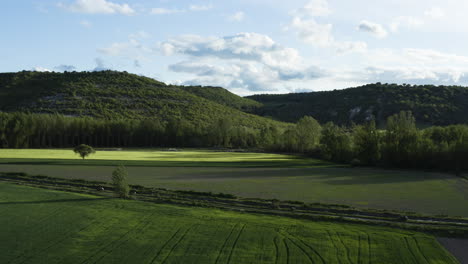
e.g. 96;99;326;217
1;0;468;95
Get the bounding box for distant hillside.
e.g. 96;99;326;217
247;83;468;126
181;86;261;112
0;71;284;129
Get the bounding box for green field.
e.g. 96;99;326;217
0;183;458;264
0;149;329;167
1;149;468;217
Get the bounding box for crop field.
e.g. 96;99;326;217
0;183;458;264
0;149;468;217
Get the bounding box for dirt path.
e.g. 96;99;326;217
437;238;468;264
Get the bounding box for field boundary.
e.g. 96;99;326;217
2;172;468;239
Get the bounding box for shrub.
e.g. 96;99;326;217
112;166;129;198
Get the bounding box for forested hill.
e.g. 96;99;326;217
0;71;283;129
181;86;261;112
247;83;468;126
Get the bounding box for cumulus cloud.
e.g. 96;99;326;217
158;32;326;92
295;0;331;17
358;20;388;39
228;11;245;22
288;16;334;47
286;3;366;54
59;0;135;15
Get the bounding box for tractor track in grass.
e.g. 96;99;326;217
158;225;197;264
283;230;326;264
215;223;240;264
404;237;419;264
283;237;291;264
90;211;159;264
336;232;352;264
148;226;185;264
80;212;158;264
226;224;246;264
412;237;430;264
326;230;343;264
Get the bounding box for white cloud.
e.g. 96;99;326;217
424;7;445;19
93;58;110;71
150;8;183;15
189;5;213;11
158;32;326;92
286;2;366;54
150;4;213;15
296;0;331;17
288;16;334;47
358;20;388;39
32;67;52;72
60;0;135;15
390;16;424;32
228;11;245;22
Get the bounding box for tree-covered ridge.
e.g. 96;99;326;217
0;71;283;129
181;86;262;112
247;83;468;126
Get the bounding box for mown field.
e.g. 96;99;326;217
0;183;458;264
1;149;468;217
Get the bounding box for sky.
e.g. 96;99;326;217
1;0;468;95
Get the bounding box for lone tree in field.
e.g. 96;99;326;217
73;144;96;160
112;166;129;198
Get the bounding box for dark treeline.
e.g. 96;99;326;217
1;111;467;173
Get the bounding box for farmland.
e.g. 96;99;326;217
0;182;458;264
1;149;468;217
0;150;468;217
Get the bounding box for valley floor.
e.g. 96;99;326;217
0;183;458;264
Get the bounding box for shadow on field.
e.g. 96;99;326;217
0;197;112;205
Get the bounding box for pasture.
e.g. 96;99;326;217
0;170;467;216
0;183;458;264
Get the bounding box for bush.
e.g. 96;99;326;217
112;166;129;198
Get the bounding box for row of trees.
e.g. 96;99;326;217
272;112;468;173
1;111;467;172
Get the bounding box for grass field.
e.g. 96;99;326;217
0;182;458;264
1;163;467;217
0;149;332;167
1;149;468;217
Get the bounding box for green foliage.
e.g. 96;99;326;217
320;122;353;162
248;83;468;126
383;111;419;167
353;120;380;165
111;165;129;198
0;71;285;131
73;144;95;160
181;85;262;112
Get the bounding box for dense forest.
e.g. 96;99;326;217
0;71;278;129
247;83;468;126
